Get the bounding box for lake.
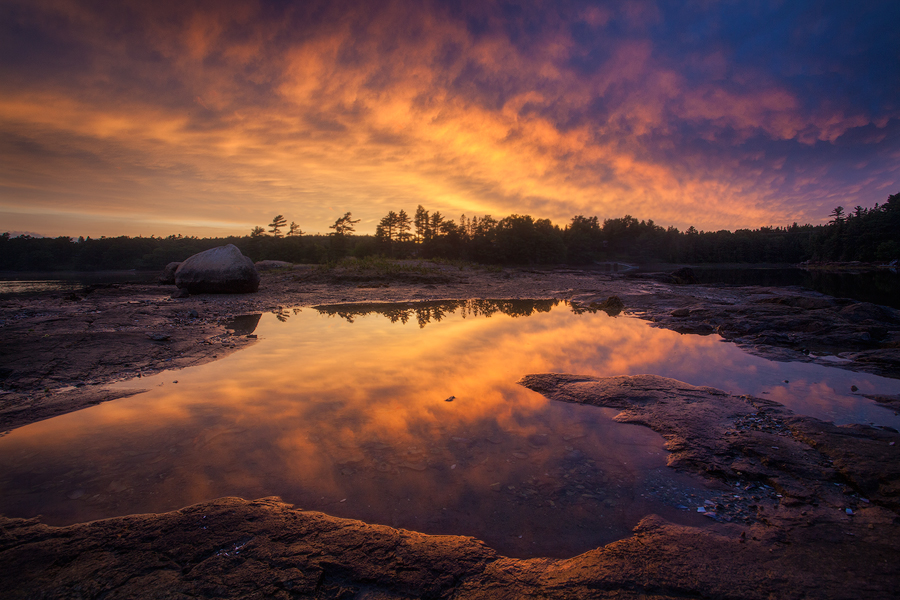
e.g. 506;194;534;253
0;299;898;557
631;264;900;309
0;270;157;296
3;265;900;308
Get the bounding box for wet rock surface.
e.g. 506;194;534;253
572;284;900;378
2;265;900;597
3;371;900;600
520;374;900;511
3;264;899;430
0;285;259;431
0;497;497;600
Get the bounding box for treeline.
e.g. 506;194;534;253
362;193;899;264
0;233;335;271
1;193;897;271
816;198;900;262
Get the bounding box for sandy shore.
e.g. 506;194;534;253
2;263;899;598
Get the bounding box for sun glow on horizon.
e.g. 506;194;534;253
0;0;897;238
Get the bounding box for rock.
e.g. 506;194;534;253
4;495;900;599
175;245;260;294
171;288;190;298
756;295;838;310
672;308;691;317
671;267;699;284
146;333;171;341
840;302;899;324
157;262;181;285
520;373;900;515
255;260;293;271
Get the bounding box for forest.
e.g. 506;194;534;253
1;193;898;271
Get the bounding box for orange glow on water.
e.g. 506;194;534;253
1;301;897;556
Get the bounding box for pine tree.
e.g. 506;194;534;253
430;211;444;237
268;215;287;237
397;209;413;242
414;205;430;242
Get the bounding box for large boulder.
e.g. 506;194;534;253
175;245;260;294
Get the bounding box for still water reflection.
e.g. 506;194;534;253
1;300;898;557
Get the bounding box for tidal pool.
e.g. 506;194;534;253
1;299;898;557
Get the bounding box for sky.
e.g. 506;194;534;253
1;0;898;238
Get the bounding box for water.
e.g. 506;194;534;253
0;300;898;558
686;265;900;309
0;271;157;296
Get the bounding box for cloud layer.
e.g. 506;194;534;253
1;0;898;236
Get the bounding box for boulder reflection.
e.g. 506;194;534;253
223;313;262;334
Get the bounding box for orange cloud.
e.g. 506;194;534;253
0;0;895;237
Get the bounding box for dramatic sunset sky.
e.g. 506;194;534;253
1;0;898;238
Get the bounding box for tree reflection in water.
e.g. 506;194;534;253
0;299;898;559
314;299;560;327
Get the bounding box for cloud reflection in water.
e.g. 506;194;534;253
0;300;898;557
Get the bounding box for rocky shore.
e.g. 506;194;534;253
2;263;899;598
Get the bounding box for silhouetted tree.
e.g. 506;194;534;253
329;212;359;236
397;209;413;242
414;205;430;242
829;207;845;224
564;215;601;264
269;215;287;237
328;212;359;259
